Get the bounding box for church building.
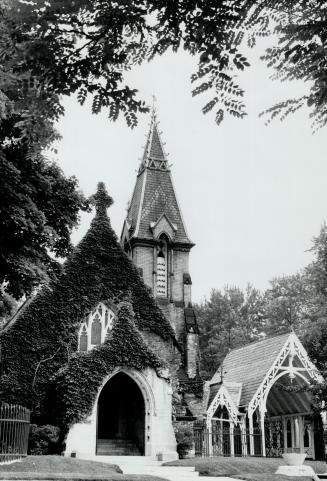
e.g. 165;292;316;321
0;108;202;461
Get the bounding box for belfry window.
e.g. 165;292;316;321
78;302;115;352
156;236;168;297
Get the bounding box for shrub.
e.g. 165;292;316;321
175;425;194;459
28;424;60;455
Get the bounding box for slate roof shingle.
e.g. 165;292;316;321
210;333;291;407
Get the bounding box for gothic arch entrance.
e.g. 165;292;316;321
96;372;145;455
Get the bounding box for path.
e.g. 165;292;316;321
98;456;237;481
121;464;236;480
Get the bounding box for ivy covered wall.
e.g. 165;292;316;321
0;184;178;427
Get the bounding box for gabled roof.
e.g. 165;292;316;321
210;333;291;407
122;110;193;245
207;383;240;425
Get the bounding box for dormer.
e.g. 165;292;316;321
150;213;177;242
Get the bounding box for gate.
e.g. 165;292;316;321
0;404;30;463
194;422;263;457
265;418;284;457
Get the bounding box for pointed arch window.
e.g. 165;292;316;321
156;236;168;297
78;303;115;352
91;314;101;345
79;326;88;352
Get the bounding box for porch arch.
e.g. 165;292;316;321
96;368;155;456
262;370;310;411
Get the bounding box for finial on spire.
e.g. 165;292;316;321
138;97;169;174
152;94;157;112
90;182;113;215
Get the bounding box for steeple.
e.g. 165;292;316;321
121;106;200;377
122;106;193;246
139;104;168;173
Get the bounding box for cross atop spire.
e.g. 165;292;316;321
138;100;168;174
91;182;113;216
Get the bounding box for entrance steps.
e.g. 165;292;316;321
91;455;161;465
96;439;140;456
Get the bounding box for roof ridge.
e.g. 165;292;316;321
225;331;292;355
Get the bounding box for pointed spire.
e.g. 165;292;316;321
139;98;168;174
90;182;113;216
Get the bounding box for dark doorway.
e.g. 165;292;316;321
97;372;145;455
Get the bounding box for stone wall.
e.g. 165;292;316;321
65;367;178;461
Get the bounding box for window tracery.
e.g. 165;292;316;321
78;302;115;352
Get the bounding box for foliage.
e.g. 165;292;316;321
0;154;88;299
2;0;325;143
196;284;264;379
0;290;17;324
28;424;60;455
0;184;173;427
262;273;312;335
260;1;327;131
174;424;194;459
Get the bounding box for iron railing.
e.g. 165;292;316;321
0;404;30;463
194;422;262;457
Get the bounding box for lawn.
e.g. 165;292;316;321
0;456;166;481
164;456;327;480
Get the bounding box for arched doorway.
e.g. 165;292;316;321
97;372;145;455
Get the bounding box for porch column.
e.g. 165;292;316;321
241;415;248;456
230;422;235;457
249;411;255;456
219;419;223;456
260;408;266;457
321;410;327;461
299;416;304;454
206;418;213;456
282;416;287;450
310;421;315;460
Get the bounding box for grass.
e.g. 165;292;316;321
0;456;166;481
232;475;313;481
164;456;327;479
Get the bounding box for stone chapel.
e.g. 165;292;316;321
0;107;203;461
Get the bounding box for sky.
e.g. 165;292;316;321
53;41;327;303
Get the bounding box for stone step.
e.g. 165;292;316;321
96;438;141;456
97;445;140;452
97;439;138;446
97;450;141;456
89;455;162;465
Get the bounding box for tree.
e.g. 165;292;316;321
0;148;88;299
196;285;264;379
260;1;327;131
262;273;312;335
2;0;326;140
0;0;90;300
